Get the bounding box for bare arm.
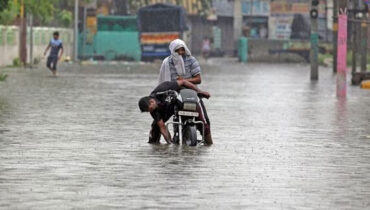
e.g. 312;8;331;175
44;44;51;56
176;79;210;98
157;120;172;144
183;74;201;84
59;47;64;60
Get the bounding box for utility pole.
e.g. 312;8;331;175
324;0;328;42
310;0;319;80
19;0;27;65
360;2;368;72
29;14;33;68
74;0;79;62
233;0;242;48
352;0;359;74
249;0;253;30
333;0;338;73
82;5;87;59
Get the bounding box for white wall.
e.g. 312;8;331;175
0;25;73;66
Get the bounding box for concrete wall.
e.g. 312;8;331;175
0;25;73;66
248;39;310;63
0;26;19;66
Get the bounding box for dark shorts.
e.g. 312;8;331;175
46;56;58;70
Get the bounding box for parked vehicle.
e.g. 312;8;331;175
137;3;189;61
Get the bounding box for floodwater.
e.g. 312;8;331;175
0;59;370;209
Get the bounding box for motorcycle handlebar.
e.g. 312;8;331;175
155;90;178;96
155;90;207;100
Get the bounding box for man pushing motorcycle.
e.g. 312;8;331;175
138;79;212;145
157;39;213;144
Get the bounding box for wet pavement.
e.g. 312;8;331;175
0;60;370;209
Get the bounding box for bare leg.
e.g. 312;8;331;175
196;103;212;145
51;59;57;76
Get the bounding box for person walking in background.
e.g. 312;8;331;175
44;31;63;76
201;37;211;61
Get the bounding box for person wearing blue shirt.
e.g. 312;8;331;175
44;31;63;76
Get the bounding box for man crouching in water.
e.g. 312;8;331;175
138;80;213;145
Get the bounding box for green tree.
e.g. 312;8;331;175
0;0;62;25
0;0;10;12
24;0;57;24
58;9;72;27
56;0;93;27
0;0;19;25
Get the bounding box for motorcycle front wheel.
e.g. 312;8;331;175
182;125;197;146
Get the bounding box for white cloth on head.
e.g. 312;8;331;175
158;39;191;84
158;57;170;84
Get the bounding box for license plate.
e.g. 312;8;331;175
178;111;199;117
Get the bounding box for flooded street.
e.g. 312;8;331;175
0;60;370;209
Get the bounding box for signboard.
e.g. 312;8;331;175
269;1;312;40
318;0;327;18
242;0;270;16
268;16;293;40
270;2;309;15
213;0;234;17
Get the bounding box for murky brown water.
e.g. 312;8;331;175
0;60;370;209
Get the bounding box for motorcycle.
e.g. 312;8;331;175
156;89;205;146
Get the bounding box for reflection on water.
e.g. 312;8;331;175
0;61;370;209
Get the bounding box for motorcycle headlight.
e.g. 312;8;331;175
183;102;196;111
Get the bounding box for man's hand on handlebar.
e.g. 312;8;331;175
198;91;210;99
